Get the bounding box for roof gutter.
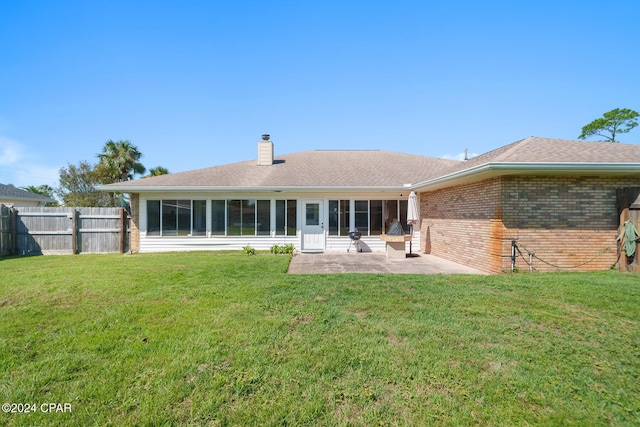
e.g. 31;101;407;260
410;162;640;191
96;185;411;193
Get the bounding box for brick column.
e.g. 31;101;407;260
129;193;140;253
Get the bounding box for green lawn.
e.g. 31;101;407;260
1;252;639;426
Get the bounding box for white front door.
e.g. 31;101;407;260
301;200;325;252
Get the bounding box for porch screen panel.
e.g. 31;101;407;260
192;200;206;236
227;200;241;236
340;200;349;235
384;200;398;233
257;200;270;236
369;200;382;235
177;200;191;236
329;200;350;236
286;200;297;236
242;200;256;236
354;200;369;235
147;200;160;236
275;200;286;236
399;200;409;234
211;200;225;235
162;200;178;236
329;200;338;236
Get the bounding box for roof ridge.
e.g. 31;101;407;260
314;149;381;152
491;136;537;162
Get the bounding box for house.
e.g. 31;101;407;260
101;136;640;273
0;183;56;207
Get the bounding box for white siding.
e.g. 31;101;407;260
140;232;420;253
136;190;420;253
140;236;300;252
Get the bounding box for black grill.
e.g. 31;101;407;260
348;230;361;240
347;229;362;252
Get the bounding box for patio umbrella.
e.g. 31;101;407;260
407;191;419;254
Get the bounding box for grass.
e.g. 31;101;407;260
1;252;639;426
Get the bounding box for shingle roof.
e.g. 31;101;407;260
104;150;461;189
101;137;640;191
0;184;55;202
459;136;640;168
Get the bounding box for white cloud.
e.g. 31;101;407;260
0;137;22;165
440;151;479;161
14;164;61;187
0;137;61;187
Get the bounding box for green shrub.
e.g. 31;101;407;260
281;243;294;254
270;244;295;254
242;245;256;255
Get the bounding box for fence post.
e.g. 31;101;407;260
10;207;17;255
120;208;126;253
71;209;78;255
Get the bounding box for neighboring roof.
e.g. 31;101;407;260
100;137;640;193
101;150;461;191
0;184;56;203
413;137;640;191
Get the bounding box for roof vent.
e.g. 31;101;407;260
258;134;274;166
464;148;468;161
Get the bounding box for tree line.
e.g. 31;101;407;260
21;140;168;207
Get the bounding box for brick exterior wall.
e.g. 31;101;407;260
420;175;640;273
129;193;140;253
420;177;506;273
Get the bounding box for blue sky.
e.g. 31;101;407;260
1;0;639;188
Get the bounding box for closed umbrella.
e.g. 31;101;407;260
407;191;419;254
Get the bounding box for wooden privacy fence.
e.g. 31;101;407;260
0;205;129;256
0;204;11;256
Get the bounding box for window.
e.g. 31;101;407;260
370;200;382;235
276;200;297;236
147;199;195;236
384;199;408;233
276;200;286;235
399;199;408;233
329;199;408;236
147;200;160;236
192;200;206;236
328;200;339;235
162;200;192;236
354;200;368;234
161;200;178;235
227;200;241;236
227;199;256;236
384;200;398;233
306;203;320;225
257;200;270;236
146;198;301;237
329;200;350;236
211;200;225;235
287;200;297;236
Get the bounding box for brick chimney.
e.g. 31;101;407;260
257;134;273;166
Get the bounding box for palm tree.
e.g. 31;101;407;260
97;140;146;207
21;184;54;197
21;184;59;206
145;166;170;177
97;140;146;183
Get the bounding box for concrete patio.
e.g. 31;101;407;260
287;252;488;274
